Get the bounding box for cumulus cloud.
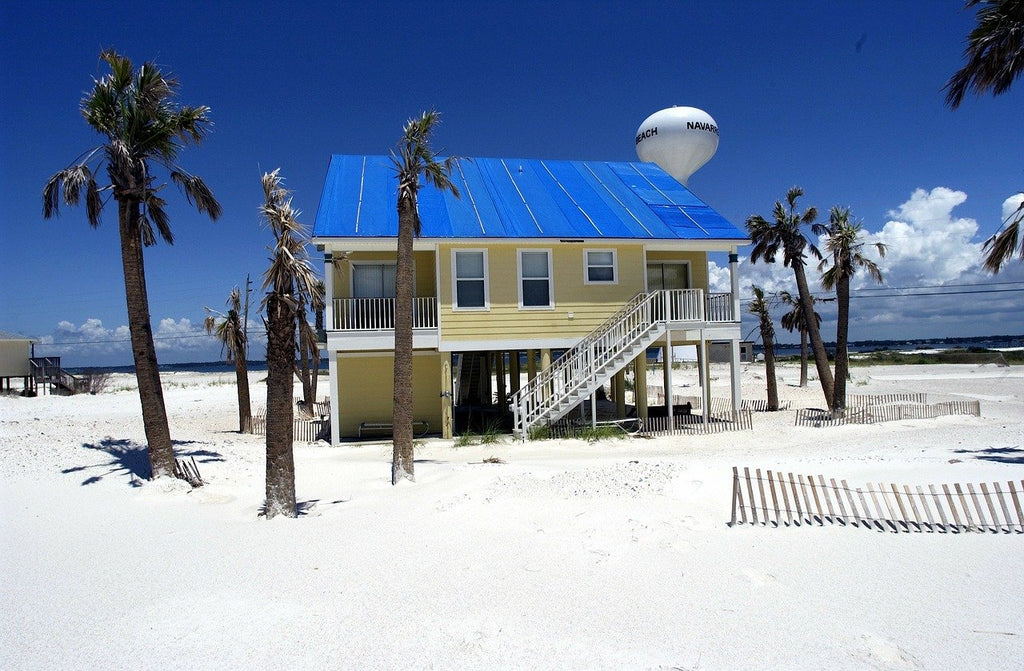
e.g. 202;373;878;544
734;186;1024;341
36;317;224;367
1001;192;1024;227
870;187;983;287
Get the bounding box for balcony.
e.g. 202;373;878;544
656;289;737;324
332;297;438;331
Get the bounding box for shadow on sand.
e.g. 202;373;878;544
63;438;225;485
952;446;1024;465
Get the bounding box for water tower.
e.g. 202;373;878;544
635;107;719;185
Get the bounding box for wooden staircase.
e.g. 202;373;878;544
29;357;88;395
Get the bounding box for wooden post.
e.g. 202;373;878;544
744;467;758;524
788;474;803;526
941;484;962;531
527;349;537;381
509;351;521;395
496;351;507;411
441;354;453;439
731;467;739;526
634;353;648;421
614;369;626;418
980;483;1000;533
780;472;793;526
1008;481;1024;533
767;470;780;527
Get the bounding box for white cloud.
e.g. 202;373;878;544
1002;192;1024;225
871;187;983;287
734;186;1024;342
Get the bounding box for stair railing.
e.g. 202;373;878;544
512;291;666;437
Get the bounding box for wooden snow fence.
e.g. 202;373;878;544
642;407;753;435
729;467;1024;534
794;394;981;427
251;408;330;443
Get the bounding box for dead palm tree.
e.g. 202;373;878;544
814;207;886;415
945;0;1024;272
746;187;835;410
205;288;252;433
390;111;460;484
43;50;221;479
748;286;779;411
260;169;322;518
779;289;825;388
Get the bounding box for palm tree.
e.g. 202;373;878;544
945;0;1024;272
748;286;779;411
814;207;886;415
205;288;252;433
43;50;221;480
260;169;322;518
389;111;460;485
746;187;835;410
294;294;322;408
779;289;825;388
944;0;1024;109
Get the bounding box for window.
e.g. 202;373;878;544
518;249;553;308
584;249;617;284
453;250;488;309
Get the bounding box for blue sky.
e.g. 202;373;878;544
1;1;1022;366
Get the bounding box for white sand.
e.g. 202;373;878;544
1;363;1022;670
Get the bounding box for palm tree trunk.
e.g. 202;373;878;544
392;199;416;484
792;262;835;410
761;325;779;411
832;276;851;415
265;293;297;518
118;198;175;479
235;355;252;433
799;328;808;388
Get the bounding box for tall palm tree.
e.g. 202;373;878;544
945;0;1024;272
814;207;886;415
260;169;322;518
390;111;460;484
294;294;322;407
748;286;779;411
746;187;835;410
779;289;825;388
43;50;221;480
205;288;252;433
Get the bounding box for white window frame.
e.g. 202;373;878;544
517;248;554;310
451;248;490;311
583;248;618;285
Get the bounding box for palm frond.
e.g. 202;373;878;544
944;0;1024;108
982;219;1022;273
170;169;222;220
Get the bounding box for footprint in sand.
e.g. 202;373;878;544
740;568;778;586
855;633;922;669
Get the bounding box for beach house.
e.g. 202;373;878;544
311;155;748;442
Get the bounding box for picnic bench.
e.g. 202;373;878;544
358;420;430;439
594;417;644;436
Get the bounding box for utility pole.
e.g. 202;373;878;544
242;273;252;351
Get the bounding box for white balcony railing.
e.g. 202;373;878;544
329;291;733;333
332;297;438;331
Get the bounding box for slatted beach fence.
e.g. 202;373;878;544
251;409;330;443
642;407;753;435
729;467;1024;534
794;394;981;427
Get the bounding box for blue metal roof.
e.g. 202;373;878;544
312;155;746;242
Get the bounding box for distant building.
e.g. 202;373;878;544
0;331;35;392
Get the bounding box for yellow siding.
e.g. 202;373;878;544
336;352;444;438
439;243;646;342
331;251;436;297
645;251;709;290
